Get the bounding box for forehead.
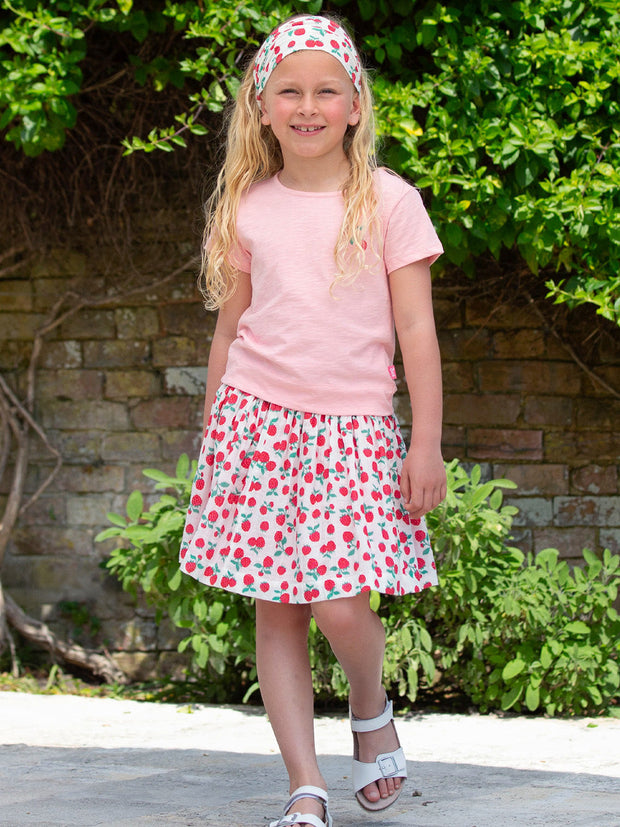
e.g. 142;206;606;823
266;50;353;86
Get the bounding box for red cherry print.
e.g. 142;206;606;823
185;561;196;573
195;538;205;548
281;593;290;603
244;574;254;586
260;582;269;592
196;479;205;490
415;530;426;542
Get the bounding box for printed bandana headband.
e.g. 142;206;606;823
254;16;362;99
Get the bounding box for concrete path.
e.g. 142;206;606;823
0;692;619;826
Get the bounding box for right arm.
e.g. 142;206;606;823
202;270;252;430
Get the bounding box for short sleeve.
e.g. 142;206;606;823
381;175;443;274
205;228;251;274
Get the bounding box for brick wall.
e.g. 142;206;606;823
1;251;618;678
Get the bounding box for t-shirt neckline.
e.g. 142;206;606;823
274;172;342;196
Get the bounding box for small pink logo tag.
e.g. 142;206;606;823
388;365;397;380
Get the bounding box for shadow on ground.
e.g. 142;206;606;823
1;745;618;827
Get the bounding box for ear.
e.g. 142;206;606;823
258;95;271;126
348;93;361;127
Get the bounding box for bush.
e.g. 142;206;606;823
98;456;620;715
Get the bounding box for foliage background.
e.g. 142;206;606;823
1;0;619;324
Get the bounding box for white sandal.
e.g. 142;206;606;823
269;785;333;827
350;697;408;811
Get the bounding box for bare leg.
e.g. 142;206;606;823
255;599;327;825
312;593;402;806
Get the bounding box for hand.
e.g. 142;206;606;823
400;445;447;519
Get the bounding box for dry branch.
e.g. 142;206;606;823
4;591;127;684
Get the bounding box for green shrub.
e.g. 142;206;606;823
98;456;620;715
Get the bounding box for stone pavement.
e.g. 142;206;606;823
0;692;619;826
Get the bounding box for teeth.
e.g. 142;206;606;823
296;126;322;132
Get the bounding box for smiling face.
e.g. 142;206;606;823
259;50;361;178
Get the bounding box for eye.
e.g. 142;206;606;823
279;88;299;95
319;88;337;95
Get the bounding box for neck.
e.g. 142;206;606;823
278;155;350;192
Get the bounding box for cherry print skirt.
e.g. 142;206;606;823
179;385;438;604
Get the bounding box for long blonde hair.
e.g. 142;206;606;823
199;18;379;310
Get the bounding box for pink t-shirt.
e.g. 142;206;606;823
221;168;443;415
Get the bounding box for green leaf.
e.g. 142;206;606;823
126;490;144;522
502;658;526;681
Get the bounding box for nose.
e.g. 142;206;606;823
297;93;318;116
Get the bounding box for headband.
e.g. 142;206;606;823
254;16;362;99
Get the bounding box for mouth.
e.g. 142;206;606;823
291;125;325;134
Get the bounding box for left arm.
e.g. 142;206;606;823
389;258;446;518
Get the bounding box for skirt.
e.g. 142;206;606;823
179;385;438;604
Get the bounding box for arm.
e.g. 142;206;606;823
389;258;446;518
202;270;252;430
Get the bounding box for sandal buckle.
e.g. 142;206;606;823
378;754;400;777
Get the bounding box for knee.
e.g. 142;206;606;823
256;600;311;639
312;594;373;642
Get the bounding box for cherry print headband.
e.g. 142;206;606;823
254;15;362;99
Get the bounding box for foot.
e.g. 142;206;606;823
352;701;403;806
286;794;327;826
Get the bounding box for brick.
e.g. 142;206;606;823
111;652;159;682
444;393;521;426
30;250;87;278
67;493;115;526
37;369;103;400
544;430;620;463
523;396;573;426
509;528;533;553
478;361;581;394
469;428;543;460
554;496;620;527
493;329;545;359
151;336;199;367
466;299;539;329
101;432;161;462
83;340;150;368
0;279;32;311
160;303;213;337
438;329;491;361
161;429;203;460
0;340;31;370
18;494;66;526
48;430;103;463
40;340;82;369
600;528;620;553
105;369;160;399
163;366;206;396
532;527;597;557
60;309;116;340
492;463;568;496
570;464;618;495
131;397;193;429
41;400;129;430
431;296;463;330
56;464;125;493
114;306;160;339
574;398;620;430
442;361;475;393
581;365;620;397
506;496;553;527
0;312;46;340
9;527;94;558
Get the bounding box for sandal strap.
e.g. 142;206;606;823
350;697;394;733
270;786;332;827
353;746;408;792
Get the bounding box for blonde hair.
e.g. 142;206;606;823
199;19;379;310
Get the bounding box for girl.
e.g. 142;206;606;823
180;14;446;827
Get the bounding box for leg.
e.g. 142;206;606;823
311;593;402;806
255;598;327;824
